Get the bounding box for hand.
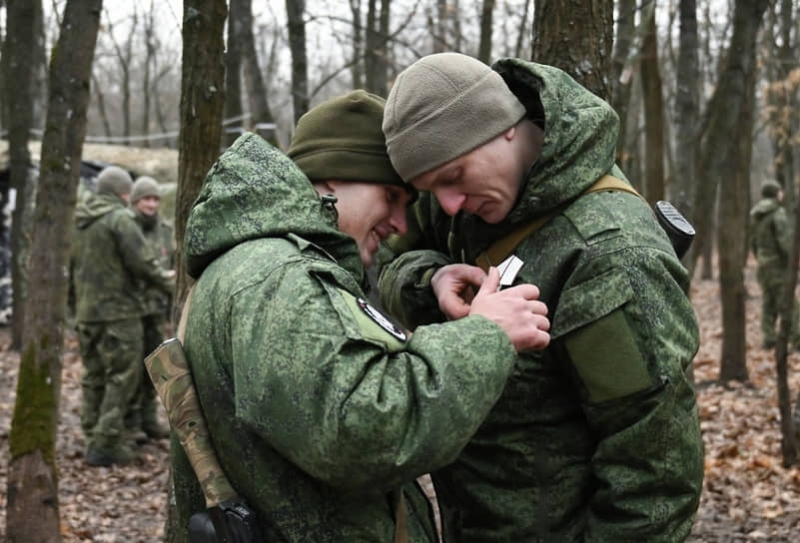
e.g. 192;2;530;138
431;264;487;320
469;267;550;352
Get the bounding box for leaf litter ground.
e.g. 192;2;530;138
1;260;800;541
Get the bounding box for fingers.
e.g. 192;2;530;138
477;266;501;295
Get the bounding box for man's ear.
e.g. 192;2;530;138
312;179;336;197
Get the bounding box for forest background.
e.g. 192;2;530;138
1;0;800;541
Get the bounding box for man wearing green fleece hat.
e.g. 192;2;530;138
171;89;551;541
379;53;704;542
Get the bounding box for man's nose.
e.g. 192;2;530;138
437;191;466;216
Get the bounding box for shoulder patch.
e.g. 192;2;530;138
356;298;408;341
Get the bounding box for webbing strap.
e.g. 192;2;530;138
394;492;408;543
475;175;642;272
176;284;196;343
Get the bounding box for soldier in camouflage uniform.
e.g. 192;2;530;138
378;53;704;542
73;166;175;466
174;90;550;541
126;176;174;441
750;179;800;350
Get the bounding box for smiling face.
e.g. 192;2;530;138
324;181;412;267
134;195;161;217
409;123;542;224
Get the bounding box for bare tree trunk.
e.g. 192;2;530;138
365;0;391;97
514;0;531;58
431;0;448;52
609;0;636;174
673;0;699;255
225;0;245;147
477;0;495;64
239;0;277;145
286;0;308;124
4;0;42;350
104;6;138;145
350;0;364;89
141;0;157;148
639;8;665;205
531;0;613;99
702;0;770;383
91;72;114;140
165;1;227;539
6;1;101;542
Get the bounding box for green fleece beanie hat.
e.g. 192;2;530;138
97;166;133;197
287;90;404;187
131;176;161;203
762;180;782;198
382;52;527;182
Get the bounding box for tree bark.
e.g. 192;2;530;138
225;0;245;147
365;0;391;97
4;0;42;350
639;8;665;205
286;0;309;124
6;1;102;542
477;0;495;64
531;0;613;99
240;0;277;145
166;2;227;538
673;0;699;250
609;0;637;177
697;0;770;383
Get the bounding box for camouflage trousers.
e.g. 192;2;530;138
757;266;800;347
126;314;165;430
78;318;144;450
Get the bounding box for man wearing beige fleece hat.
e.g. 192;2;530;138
379;53;703;542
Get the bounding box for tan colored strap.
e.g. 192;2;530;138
394;492;408;543
475;175;642;272
176;283;197;343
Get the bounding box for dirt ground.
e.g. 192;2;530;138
2;260;800;541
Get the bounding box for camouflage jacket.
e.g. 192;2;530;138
134;210;175;318
750;197;789;269
73;192;174;323
175;132;521;542
379;58;704;542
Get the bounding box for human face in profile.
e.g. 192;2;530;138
326;181;412;267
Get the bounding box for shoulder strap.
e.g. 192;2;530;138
177;283;196;343
475;174;643;273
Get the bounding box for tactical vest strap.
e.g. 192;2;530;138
177;283;197;343
475;174;643;273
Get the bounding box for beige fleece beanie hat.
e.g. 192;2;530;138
131;176;161;203
96;166;133;197
382;52;527;182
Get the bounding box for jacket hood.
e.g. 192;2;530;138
493;59;622;224
750;198;780;220
184;132;361;280
75;192;126;230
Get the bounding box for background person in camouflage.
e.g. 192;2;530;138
125;176;175;442
73;165;176;467
173;90;550;541
750;179;800;350
379;53;704;542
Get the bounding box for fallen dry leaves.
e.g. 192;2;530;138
2;258;800;541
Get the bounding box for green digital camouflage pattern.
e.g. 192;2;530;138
128;210;175;430
77;317;143;449
73;192;174;323
173;132;520;541
145;338;236;507
750;196;800;347
379;58;704;542
134;210;175;318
